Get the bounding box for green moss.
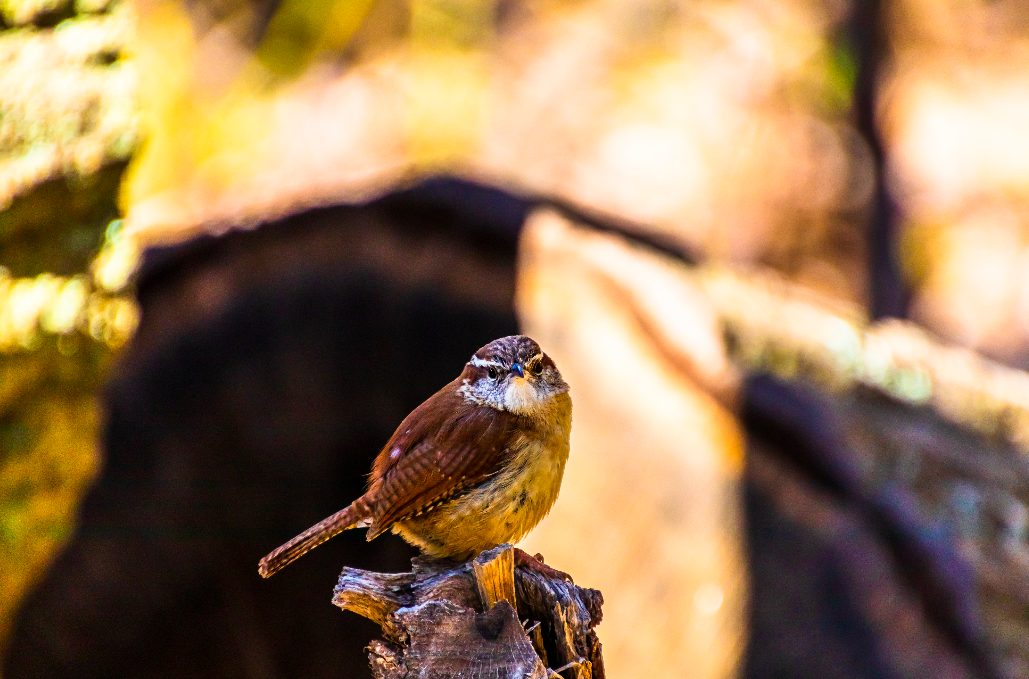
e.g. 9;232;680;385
0;0;73;27
0;162;125;276
0;337;110;654
0;9;139;221
824;38;857;113
0;0;138;658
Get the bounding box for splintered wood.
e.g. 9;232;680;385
333;544;604;679
473;544;517;609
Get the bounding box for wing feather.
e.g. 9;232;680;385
364;378;522;538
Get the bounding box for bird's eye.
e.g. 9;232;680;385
531;363;544;376
487;367;498;380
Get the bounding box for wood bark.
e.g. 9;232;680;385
333;544;604;679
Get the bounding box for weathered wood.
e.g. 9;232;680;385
332;543;604;678
525;620;549;668
395;600;544;679
333;570;417;642
515;567;604;679
473;544;517;610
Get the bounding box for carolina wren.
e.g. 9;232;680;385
259;335;572;578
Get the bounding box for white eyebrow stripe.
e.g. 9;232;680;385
469;356;504;368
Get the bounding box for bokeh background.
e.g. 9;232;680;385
5;0;1029;676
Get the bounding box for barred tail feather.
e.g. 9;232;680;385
258;502;367;578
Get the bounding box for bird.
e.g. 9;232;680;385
258;335;572;579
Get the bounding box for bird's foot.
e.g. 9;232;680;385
514;548;573;583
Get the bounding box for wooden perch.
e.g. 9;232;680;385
333;544;604;679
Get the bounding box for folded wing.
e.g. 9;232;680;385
365;381;523;538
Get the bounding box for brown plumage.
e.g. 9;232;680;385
258;335;571;578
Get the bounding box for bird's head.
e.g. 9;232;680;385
458;335;569;415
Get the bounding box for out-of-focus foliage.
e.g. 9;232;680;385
1;230;139;352
0;0;137;227
124;0;875;315
701;263;1029;452
0;340;105;663
0;228;138;655
0;0;139;656
886;0;1029;366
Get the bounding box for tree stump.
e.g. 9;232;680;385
333;544;605;679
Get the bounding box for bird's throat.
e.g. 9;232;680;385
503;378;545;415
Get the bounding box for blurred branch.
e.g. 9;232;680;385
534;207;1029;454
845;0;908;319
700;264;1029;452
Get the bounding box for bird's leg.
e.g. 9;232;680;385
514;547;574;583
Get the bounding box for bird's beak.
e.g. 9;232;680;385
511;363;524;378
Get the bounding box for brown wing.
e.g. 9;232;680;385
362;377;523;538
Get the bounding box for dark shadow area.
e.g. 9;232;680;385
3;178;529;679
743;375;1002;679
